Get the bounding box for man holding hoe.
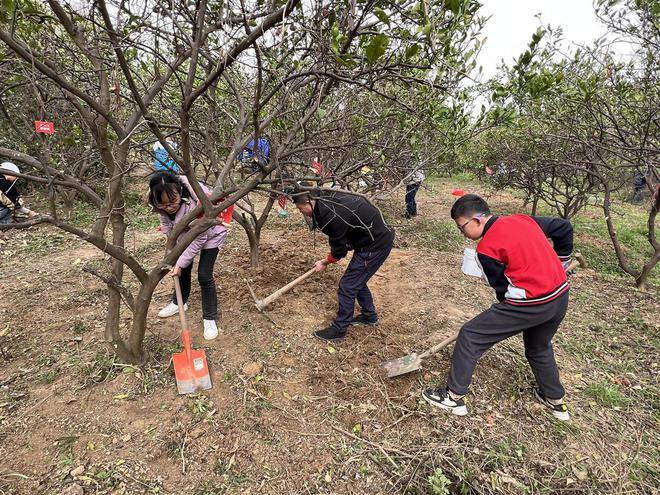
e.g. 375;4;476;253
292;188;394;342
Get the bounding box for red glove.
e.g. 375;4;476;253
326;251;339;264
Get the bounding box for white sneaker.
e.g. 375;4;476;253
203;320;219;340
534;388;570;421
158;302;188;318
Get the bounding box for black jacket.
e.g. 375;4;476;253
0;178;22;210
311;190;394;260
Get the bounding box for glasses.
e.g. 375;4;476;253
457;215;483;233
156;194;181;210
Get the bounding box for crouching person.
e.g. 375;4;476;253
423;194;573;421
292;189;395;342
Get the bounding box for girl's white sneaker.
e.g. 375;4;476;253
203;320;219;340
158;302;188;318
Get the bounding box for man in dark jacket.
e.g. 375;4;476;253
292;189;395;342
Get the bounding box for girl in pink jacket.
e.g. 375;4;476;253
149;172;228;340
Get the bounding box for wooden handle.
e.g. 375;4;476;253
259;266;318;309
173;277;188;331
419;332;459;359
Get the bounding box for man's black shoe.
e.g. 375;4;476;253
313;326;346;342
349;314;379;327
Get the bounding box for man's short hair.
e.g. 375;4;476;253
291;191;312;205
450;194;491;220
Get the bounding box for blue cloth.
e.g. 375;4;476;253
239;138;270;170
331;243;393;332
154;145;180;173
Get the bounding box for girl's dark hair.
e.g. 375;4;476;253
148;171;189;209
450;194;491;220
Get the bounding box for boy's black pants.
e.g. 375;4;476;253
171;248;219;320
447;291;568;399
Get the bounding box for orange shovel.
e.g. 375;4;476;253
172;276;212;394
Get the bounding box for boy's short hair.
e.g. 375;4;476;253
450;194;491;220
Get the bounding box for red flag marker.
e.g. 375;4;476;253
34;121;55;135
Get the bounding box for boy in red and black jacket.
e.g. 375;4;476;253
422;194;573;421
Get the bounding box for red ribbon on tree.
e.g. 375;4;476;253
34;121;55;135
310;161;323;175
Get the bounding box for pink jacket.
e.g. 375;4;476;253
158;184;228;268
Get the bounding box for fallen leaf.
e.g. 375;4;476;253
327;346;336;354
113;394;129;400
324;473;332;483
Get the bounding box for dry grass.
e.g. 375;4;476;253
0;179;657;494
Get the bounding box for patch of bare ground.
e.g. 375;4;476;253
0;180;657;494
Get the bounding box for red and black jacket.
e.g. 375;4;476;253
476;215;572;306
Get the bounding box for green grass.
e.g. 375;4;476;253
411;218;464;252
16;232;67;255
584;382;630;408
483;438;524;469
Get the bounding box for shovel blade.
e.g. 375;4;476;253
173;348;212;395
381;353;423;378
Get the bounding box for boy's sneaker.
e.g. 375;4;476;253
534;388;570;421
203;320;219;340
313;326;346;342
422;387;468;416
349;314;379;326
158;302;188;318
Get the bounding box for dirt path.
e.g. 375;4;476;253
0;182;657;494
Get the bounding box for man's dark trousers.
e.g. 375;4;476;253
331;243;393;333
405;183;420;216
447;291;569;399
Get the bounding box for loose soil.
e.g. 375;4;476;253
0;180;657;494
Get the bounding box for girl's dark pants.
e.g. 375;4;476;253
171;248;219;320
447;291;569;399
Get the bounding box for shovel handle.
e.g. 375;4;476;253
419;332;459;359
173;276;188;332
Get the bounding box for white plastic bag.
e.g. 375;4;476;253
461;248;483;278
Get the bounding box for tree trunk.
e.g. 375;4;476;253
531;195;539;216
635;249;660;290
248;227;261;267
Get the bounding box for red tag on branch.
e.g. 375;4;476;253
34;121;55;135
278;195;287;208
310;161;323;175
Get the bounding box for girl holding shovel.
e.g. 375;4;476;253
148;171;229;340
